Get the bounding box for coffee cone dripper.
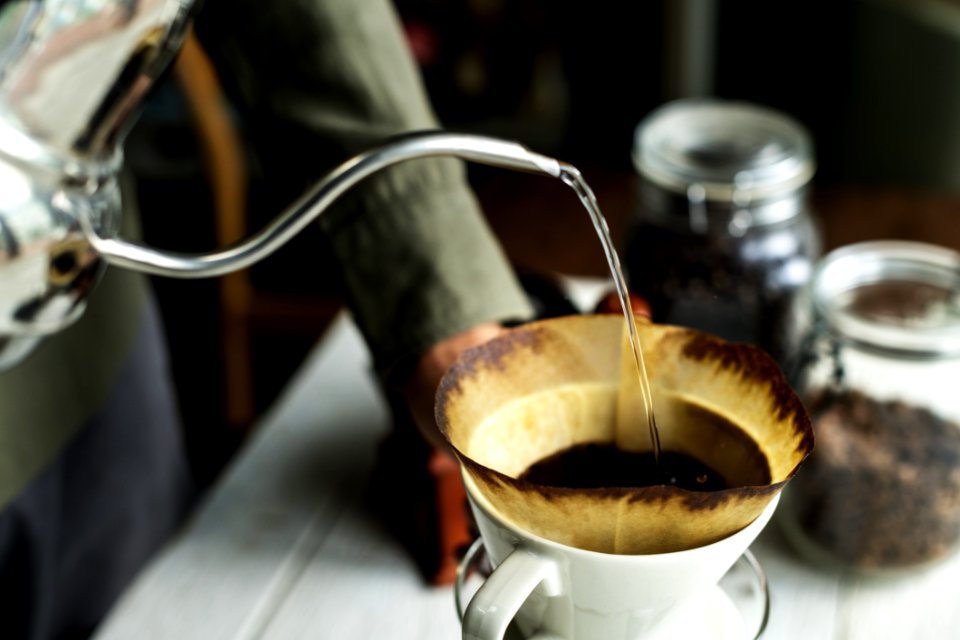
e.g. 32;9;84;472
437;314;814;554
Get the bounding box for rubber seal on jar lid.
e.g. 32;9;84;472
812;240;960;359
633;98;815;203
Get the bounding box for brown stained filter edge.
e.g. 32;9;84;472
435;325;547;440
680;331;815;456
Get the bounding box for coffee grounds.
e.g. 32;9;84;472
792;390;960;569
624;220;809;366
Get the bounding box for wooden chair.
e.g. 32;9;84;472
173;30;341;433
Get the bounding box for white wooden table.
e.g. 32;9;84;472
94;304;960;640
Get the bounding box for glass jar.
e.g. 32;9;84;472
624;98;820;365
780;241;960;574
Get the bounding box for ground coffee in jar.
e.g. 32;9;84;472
624;99;820;365
781;241;960;573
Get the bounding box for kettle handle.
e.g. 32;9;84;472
81;131;562;279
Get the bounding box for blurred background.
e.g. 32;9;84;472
125;0;960;487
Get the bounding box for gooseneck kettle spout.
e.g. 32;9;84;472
85;132;563;278
0;125;566;370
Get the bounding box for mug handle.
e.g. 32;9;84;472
462;548;562;640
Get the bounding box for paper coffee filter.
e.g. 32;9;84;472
436;314;814;554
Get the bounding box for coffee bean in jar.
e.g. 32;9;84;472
780;241;960;574
794;390;960;569
624;99;820;366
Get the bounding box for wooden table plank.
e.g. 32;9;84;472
258;502;458;639
94;314;413;639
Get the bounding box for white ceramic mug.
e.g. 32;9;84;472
461;473;779;640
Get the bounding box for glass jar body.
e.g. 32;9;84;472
624;184;820;365
779;242;960;574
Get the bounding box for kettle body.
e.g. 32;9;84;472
0;125;121;367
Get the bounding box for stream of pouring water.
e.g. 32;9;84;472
558;164;662;462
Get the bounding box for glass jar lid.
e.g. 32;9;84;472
633;98;815;204
812;241;960;358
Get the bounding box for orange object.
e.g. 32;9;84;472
371;393;474;586
427;450;473;585
594;290;653;320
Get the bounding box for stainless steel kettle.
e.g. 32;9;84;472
0;0;566;369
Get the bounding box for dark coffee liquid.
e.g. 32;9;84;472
519;444;728;492
519;402;771;492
